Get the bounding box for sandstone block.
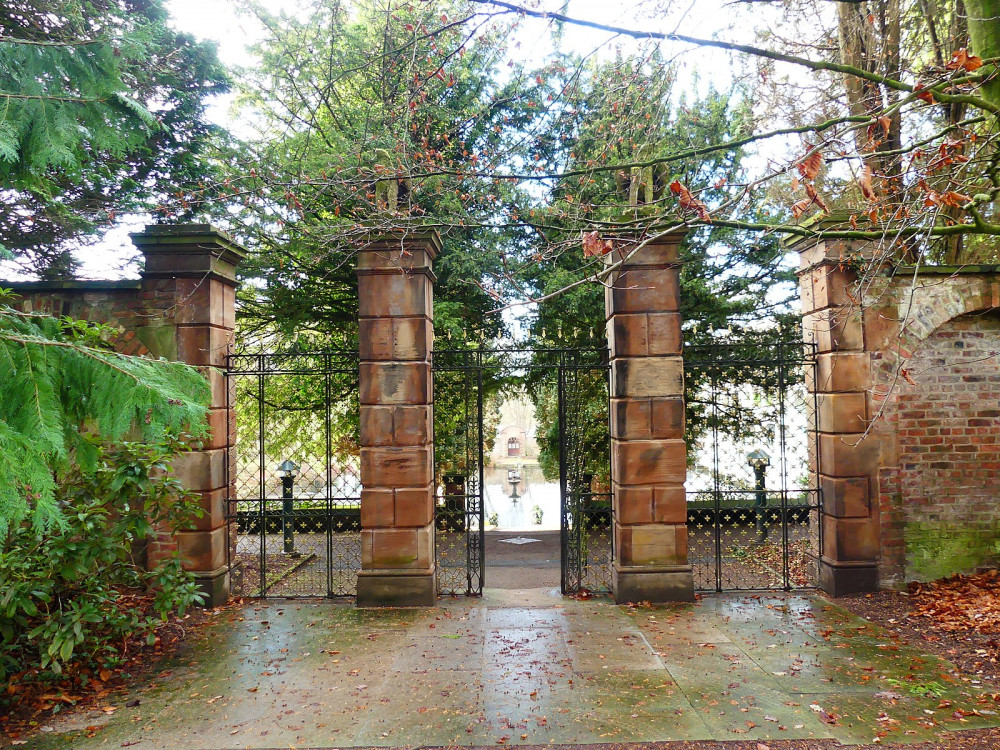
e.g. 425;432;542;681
394;487;435;527
822;515;879;562
605;267;680;314
173;278;236;329
359;362;431;405
360;317;432;361
615;486;653;524
358;273;432;318
176;324;232;367
360;405;431;447
613;566;694;603
176;526;227;572
818;433;880;478
610;357;684;398
612;439;686;486
184;488;229;532
356;237;439;272
803;307;864;353
199;407;230;451
821;475;871;518
810;352;872;393
361;488;395;527
817;392;869;433
360;446;433;487
362;524;434;568
616;522;688;566
173;448;226;492
652;485;688;523
611;398;684;440
609;234;684;267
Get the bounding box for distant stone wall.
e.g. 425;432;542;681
5;225;244;606
797;238;1000;591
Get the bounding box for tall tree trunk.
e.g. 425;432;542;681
838;1;912;260
966;0;1000;108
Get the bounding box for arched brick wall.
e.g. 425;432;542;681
797;235;1000;593
878;311;1000;584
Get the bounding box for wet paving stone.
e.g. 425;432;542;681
26;591;1000;748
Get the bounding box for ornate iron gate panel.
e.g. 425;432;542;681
432;349;485;596
226;352;361;598
431;347;613;597
684;339;821;591
558;350;614;595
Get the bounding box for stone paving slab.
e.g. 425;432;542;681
25;589;1000;749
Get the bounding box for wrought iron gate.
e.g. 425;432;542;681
226;352;362;598
684;338;821;591
558;350;614;595
432;349;485;596
431;347;614;596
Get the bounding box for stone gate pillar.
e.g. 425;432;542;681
131;224;244;607
796;237;879;595
606;231;693;602
356;234;439;606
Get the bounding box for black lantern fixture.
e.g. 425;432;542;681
747;450;770;541
507;467;521;501
278;460;300;556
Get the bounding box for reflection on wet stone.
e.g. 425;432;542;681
32;592;1000;749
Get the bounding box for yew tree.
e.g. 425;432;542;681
225;0;549;347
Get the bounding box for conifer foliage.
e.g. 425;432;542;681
0;0;228;278
0;293;210;533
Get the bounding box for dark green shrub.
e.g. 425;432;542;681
0;435;204;699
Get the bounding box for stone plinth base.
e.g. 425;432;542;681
193;565;231;608
357;569;437;607
613;565;694;603
819;557;878;597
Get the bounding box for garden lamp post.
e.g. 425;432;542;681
747;450;770;541
278;460;300;556
508;467;521;501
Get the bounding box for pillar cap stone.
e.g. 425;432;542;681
132;223;247;284
361;231;442;260
356;231;441;280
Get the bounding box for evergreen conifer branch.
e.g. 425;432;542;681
0;298;210;534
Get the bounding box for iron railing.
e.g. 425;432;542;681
225;352;361;598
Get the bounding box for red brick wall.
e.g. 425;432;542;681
881;313;1000;583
